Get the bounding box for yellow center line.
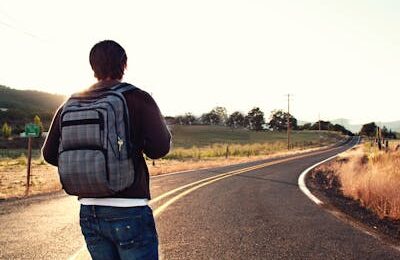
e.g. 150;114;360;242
70;140;353;260
152;143;348;217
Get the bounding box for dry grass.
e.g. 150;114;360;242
333;141;400;220
168;126;343;159
148;144;330;176
0;143;333;199
0;158;60;199
165;142;288;159
0;126;345;199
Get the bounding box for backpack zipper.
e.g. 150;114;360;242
70;92;132;155
61;106;122;159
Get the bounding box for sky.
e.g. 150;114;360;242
0;0;400;124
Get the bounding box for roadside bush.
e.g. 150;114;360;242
337;145;400;220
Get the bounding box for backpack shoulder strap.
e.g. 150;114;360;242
69;83;138;99
110;83;139;154
110;82;138;94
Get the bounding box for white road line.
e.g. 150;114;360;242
297;138;400;252
149;141;345;180
69;140;350;260
68;160;276;260
298;154;339;205
67;246;86;260
69;160;276;260
150;144;346;204
150;144;345;206
298;136;358;205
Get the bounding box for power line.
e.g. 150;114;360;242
0;8;42;41
0;19;40;39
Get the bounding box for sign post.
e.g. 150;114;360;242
24;124;40;195
26;136;32;195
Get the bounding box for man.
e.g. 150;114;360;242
42;40;171;259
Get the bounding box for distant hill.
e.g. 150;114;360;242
330;118;400;133
329;119;362;133
374;121;400;132
297;119;360;133
299;118;400;133
0;85;65;133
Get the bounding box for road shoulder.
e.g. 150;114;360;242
306;159;400;249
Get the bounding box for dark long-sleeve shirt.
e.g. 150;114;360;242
42;80;171;199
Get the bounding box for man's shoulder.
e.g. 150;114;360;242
122;84;154;105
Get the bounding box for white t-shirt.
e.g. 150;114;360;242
79;198;149;207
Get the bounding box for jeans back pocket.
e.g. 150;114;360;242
105;215;143;250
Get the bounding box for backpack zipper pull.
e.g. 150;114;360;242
117;136;124;152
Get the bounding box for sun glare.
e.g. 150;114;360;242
0;1;399;122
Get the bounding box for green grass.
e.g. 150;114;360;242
0;125;345;163
170;125;343;148
166;125;345;160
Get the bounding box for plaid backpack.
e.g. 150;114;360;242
58;83;136;197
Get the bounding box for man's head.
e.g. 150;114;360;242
89;40;127;80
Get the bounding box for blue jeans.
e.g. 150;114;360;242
79;205;158;260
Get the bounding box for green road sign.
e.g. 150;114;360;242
25;123;40;137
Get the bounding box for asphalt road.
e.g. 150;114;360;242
1;137;399;259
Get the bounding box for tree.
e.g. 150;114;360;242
34;115;43;134
246;107;265;131
183;113;196;125
175;115;184;125
360;122;377;137
388;129;397;139
268;110;298;131
311;120;333;131
200;107;227;125
299;122;312;130
332;124;353;136
212;106;228;125
1;122;12;138
200;111;221;125
175;113;197;125
226;111;245;128
381;126;396;139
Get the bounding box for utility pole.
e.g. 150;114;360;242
318;113;321;146
287;94;290;150
318;113;321;131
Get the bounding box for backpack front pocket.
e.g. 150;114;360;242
61;110;104;150
58;149;114;196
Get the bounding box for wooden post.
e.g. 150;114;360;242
318;114;321;147
225;145;229;159
25;136;32;196
287;94;291;150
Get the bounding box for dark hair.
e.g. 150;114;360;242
89;40;127;80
